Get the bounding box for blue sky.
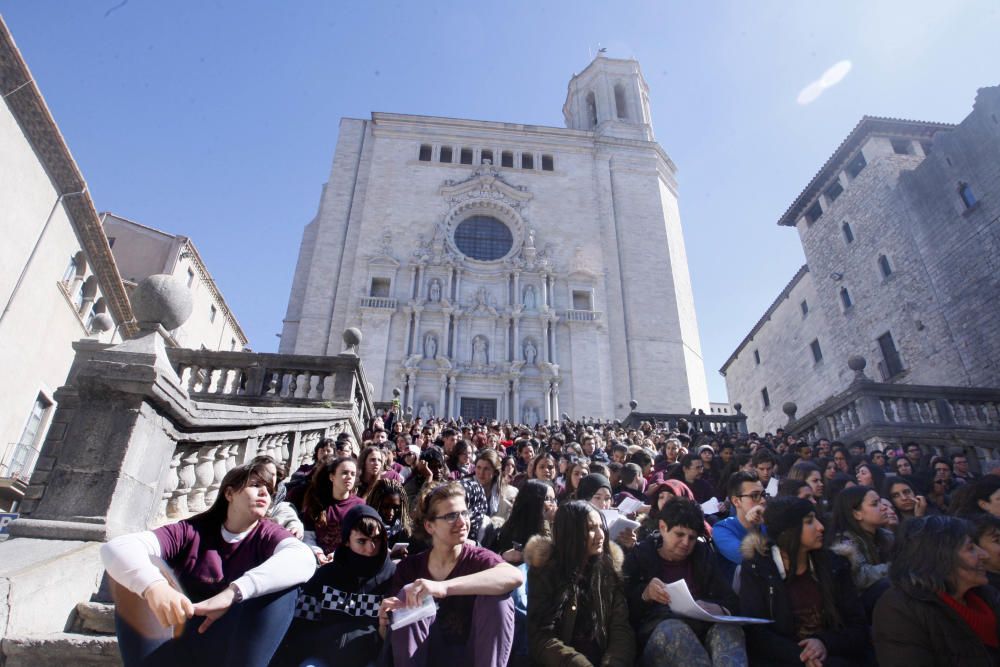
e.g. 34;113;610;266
3;1;998;404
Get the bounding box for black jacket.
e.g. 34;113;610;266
738;532;870;666
873;583;1000;666
623;534;738;644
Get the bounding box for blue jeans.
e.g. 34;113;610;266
115;587;298;667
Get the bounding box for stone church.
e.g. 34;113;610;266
280;54;710;421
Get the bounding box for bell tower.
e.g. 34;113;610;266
563;53;654;141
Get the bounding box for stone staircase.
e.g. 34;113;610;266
1;598;121;666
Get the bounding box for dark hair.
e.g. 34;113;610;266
446;440;472;473
358;446;386;481
202;461;276;525
303;456;357;526
658;498;705;536
830;486;890;563
315;438;335;461
787;461;821;483
771;507;844;630
620;463;643;487
890;515;973;596
529;452;557;479
726;470;760;500
629;450;653;469
249;454;285;483
853;460;886;492
778;478;809;498
352;515;385;540
680;453;700;470
751;449;777;467
548;501;617;648
497;479;552;550
365;477;410;533
970;513;1000;544
949;475;1000;516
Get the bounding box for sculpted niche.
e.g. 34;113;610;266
472;336;489;366
428;279;442;302
424;333;438;359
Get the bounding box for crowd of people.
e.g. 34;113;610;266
100;411;1000;666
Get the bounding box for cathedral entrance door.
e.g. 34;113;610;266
460;397;497;422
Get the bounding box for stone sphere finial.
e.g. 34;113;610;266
90;312;115;333
782;402;798;418
343;327;362;353
847;355;867;372
405;405;413;415
392;387;401;398
733;402;742;413
130;274;192;331
628;399;638;410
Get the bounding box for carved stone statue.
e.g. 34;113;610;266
524;284;536;309
524;340;537;365
428;279;442;302
523;405;538;425
527;228;536;249
424;333;437;359
472;336;488;366
418;402;433;421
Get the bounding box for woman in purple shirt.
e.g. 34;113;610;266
380;481;523;666
101;461;316;666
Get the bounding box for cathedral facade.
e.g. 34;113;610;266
280;55;709;421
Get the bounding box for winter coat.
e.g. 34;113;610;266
267;500;304;536
524;535;636;667
738;532;870;666
829;528;893;593
623;534;738;644
873;583;1000;667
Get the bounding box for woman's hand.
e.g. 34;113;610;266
378;596;403;638
501;548;523;564
914;495;928;517
615;527;638;550
404;578;449;607
390;544;410;559
314;550;332;565
191;586;237;634
641;577;671;605
798;637;827;664
143;580;194;629
289;525;304;539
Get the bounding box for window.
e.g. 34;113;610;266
810;339;823;363
891;139;913;155
800;300;809;317
370;277;391;297
439;146;452;163
805;201;823;224
418;144;432;162
453;215;513;261
572;290;592;310
460;148;473;165
481;149;493;165
8;393;52;480
878;254;892;278
107;237;116;249
614;83;627;119
761;387;770;409
846;152;867;178
959;182;977;209
840;287;853;310
230;338;237;351
541;154;554;171
521;153;534;169
586;92;598;128
209;304;217;323
824;180;844;203
62;255;79;284
187;268;195;288
878;331;905;378
753;349;761;365
501;151;513;168
842;222;855;244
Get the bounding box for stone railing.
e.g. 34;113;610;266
623;407;748;434
564;309;602;322
784;356;1000;461
360;296;397;310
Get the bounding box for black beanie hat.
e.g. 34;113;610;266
764;497;815;542
340;503;385;543
577;473;612;501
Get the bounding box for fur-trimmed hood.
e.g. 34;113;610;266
739;529;770;561
524;534;625;573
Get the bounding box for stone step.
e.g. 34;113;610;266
74;601;117;635
1;633;121;666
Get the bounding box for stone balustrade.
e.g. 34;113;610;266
564;309;602;322
622;409;748;434
360;296;397;310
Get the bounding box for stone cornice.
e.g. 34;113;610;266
0;18;136;337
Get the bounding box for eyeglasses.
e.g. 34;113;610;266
737;492;768;502
432;510;470;524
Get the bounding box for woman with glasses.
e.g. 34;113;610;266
380;482;522;667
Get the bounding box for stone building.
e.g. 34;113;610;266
102;213;249;352
280;54;710;421
722;86;1000;433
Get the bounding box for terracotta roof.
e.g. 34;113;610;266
777;116;956;227
0;17;136;336
719;265;810;374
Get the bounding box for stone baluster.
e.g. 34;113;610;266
172;445;199;517
280;436;291;468
159;449;182;520
188;365;201;393
316;372;328;400
187;444;217;513
289;371;299;398
207;442;230;507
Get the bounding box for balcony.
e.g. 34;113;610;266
360;296;397;310
564;309;602;322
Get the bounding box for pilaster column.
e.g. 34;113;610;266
544;384;552;424
543;321;551;362
513;271;520;307
439;374;448;419
449;373;458;417
412;308;422;352
512;379;521;423
550;318;559;364
513;315;521;364
403;373;411;410
410;266;419;300
454;269;463;303
552;382;561;422
541;273;550;309
450;313;458;360
404;307;414;355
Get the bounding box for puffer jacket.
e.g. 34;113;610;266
738;532;870;666
873;583;1000;666
525;535;636;667
829;528;893;592
623;534;738;644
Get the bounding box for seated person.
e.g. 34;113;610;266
380;482;522;667
624;499;745;667
274;505;395;667
829;486;893;619
713;471;766;585
101;462;315;666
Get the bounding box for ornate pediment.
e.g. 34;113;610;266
368;228;400;267
440;164;533;211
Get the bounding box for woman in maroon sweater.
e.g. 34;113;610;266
302;456;365;563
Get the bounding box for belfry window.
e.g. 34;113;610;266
614;83;627;119
501;151;513;168
521;153;534;170
418;144;432;161
440;146;452;163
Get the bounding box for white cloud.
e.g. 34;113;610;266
797;60;853;105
